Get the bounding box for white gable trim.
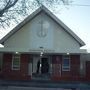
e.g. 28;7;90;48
0;5;85;46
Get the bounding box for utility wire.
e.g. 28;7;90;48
66;4;90;7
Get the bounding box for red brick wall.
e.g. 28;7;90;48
86;61;90;81
2;53;31;80
2;53;80;81
62;55;80;81
51;55;62;80
2;53;12;79
51;55;80;81
20;54;31;80
70;55;80;80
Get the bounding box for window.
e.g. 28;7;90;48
12;54;20;70
62;55;70;71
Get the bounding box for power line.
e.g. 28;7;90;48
67;4;90;7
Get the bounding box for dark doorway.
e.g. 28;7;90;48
41;58;49;74
33;57;50;80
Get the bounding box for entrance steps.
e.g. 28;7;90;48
32;73;50;80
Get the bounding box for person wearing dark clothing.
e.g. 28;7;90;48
36;60;40;74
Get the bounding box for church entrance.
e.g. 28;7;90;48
32;56;51;80
41;58;49;74
36;57;49;74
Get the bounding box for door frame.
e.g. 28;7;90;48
31;55;52;76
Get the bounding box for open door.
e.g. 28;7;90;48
32;56;50;80
41;58;49;74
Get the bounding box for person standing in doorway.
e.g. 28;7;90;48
36;60;40;74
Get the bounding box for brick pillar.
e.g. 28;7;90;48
86;61;90;81
70;55;80;81
20;54;31;80
3;53;12;79
51;55;62;80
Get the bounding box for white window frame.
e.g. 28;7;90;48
62;55;70;71
12;54;20;70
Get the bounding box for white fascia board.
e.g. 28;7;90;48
0;47;87;54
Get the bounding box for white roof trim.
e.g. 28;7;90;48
0;5;85;46
0;47;87;53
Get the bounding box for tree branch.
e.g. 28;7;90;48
0;0;18;17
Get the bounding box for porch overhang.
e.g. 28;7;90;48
0;47;87;54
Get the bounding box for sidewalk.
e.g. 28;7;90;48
0;79;90;89
0;86;80;90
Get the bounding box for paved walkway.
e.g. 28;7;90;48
0;80;90;90
0;86;80;90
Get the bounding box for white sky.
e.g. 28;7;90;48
56;0;90;52
0;0;90;52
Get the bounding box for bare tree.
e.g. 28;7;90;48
0;0;18;17
0;0;72;28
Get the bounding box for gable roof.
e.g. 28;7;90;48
0;5;85;46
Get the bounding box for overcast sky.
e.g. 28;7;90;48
0;0;90;52
56;0;90;52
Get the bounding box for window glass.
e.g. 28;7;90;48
12;54;20;70
63;59;69;65
62;55;70;71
